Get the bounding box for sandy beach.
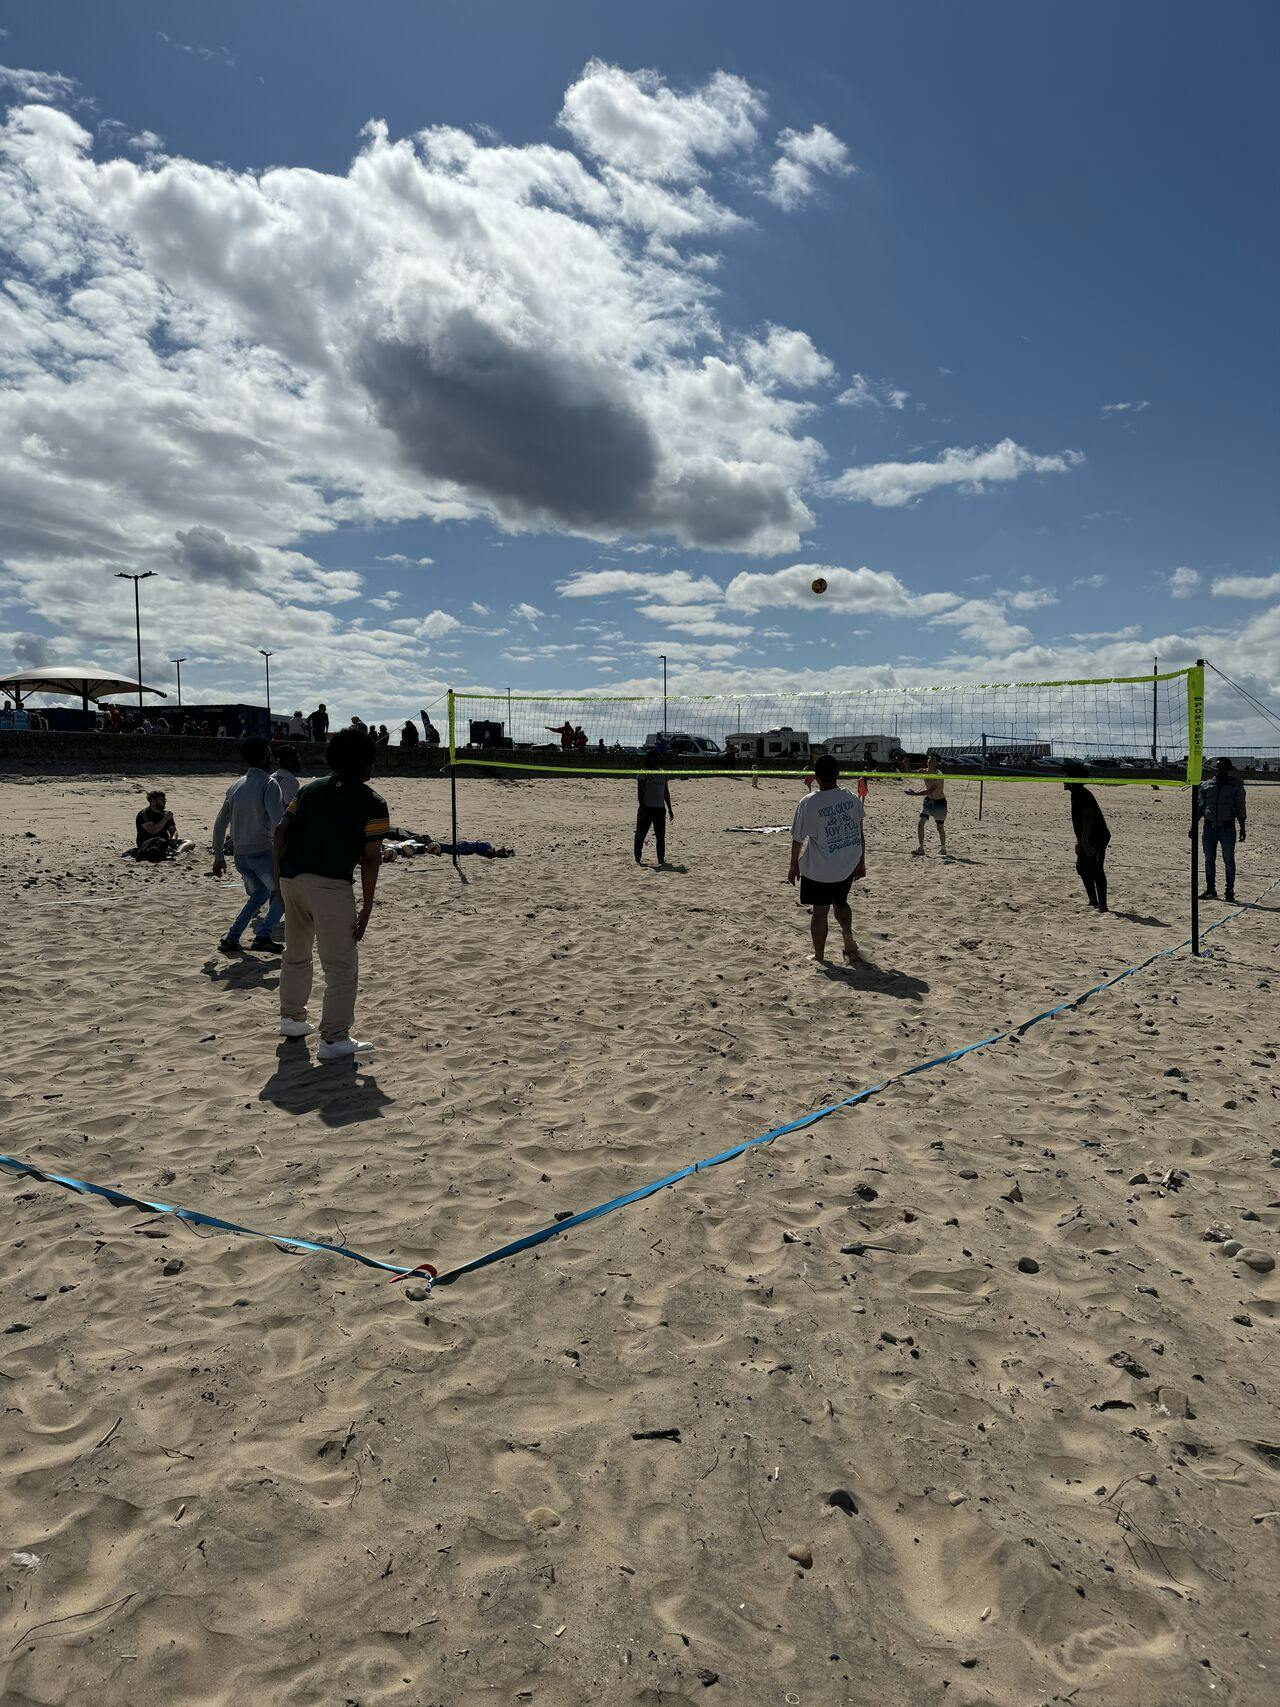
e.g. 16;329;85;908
2;767;1279;1706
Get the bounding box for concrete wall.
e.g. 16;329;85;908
0;730;450;776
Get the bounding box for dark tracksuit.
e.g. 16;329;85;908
635;776;671;862
1200;772;1247;895
1068;785;1111;910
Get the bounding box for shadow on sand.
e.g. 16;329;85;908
200;954;280;993
1109;910;1167;927
818;957;929;1000
259;1041;393;1128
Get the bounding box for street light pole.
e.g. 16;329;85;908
259;649;273;720
661;653;668;738
171;657;186;708
115;571;155;710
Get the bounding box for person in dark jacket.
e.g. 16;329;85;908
635;772;673;866
1198;756;1247;902
1064;768;1111;911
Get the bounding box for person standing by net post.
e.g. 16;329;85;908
635;771;673;866
1197;755;1247;902
787;754;865;966
1064;766;1110;912
274;727;390;1061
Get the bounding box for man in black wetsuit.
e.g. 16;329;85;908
1064;767;1110;911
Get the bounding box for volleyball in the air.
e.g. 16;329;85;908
811;576;828;595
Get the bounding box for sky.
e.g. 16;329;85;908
1;0;1278;746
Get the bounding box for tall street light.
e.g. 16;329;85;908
260;649;274;719
171;657;187;708
115;571;155;710
660;653;668;739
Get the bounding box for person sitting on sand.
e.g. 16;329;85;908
787;754;865;966
906;755;948;857
133;789;194;859
1064;766;1111;912
211;738;284;953
635;772;674;866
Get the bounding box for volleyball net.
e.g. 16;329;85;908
449;663;1204;786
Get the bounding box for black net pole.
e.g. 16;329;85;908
1190;781;1200;956
449;688;459;874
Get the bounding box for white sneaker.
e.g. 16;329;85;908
278;1018;315;1038
317;1037;374;1062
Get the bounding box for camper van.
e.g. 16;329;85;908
820;733;899;764
726;726;811;762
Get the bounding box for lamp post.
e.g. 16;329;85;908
661;653;668;739
259;649;273;719
115;571;155;709
171;657;186;708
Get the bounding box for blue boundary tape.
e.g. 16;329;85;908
3;876;1277;1290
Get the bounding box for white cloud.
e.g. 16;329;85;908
830;438;1083;508
742;325;834;390
558;568;722;602
633;602;753;638
1168;566;1201;598
725;564;958;618
470;601;492;616
375;553;433;566
765;124;854;210
156;32;235;69
557;60;763;182
512;602;543;625
928;598;1033;651
0;63;830;669
0;63;76;103
636;639;742;662
835;373;908;410
1071;573;1107;589
419;609;460;640
1211;571;1280;599
1101;400;1150;416
1004;586;1058;610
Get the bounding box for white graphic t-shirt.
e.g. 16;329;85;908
791;786;864;882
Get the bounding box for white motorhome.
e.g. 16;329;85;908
820;733;899;763
726;726;811;762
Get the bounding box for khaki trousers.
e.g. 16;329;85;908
279;874;359;1043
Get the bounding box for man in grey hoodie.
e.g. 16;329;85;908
1198;755;1247;903
211;737;284;951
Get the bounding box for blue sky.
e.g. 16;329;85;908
2;1;1278;740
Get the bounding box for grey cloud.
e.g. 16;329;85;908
355;324;660;536
170;525;262;587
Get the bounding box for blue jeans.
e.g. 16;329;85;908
229;851;283;942
1202;822;1237;892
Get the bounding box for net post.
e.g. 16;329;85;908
1189;660;1205;956
448;689;459;873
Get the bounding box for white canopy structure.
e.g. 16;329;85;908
0;667;167;709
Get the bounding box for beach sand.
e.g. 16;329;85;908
2;769;1278;1705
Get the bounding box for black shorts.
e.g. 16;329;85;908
800;874;854;906
921;798;948;820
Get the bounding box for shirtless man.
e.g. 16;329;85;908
906;754;948;857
